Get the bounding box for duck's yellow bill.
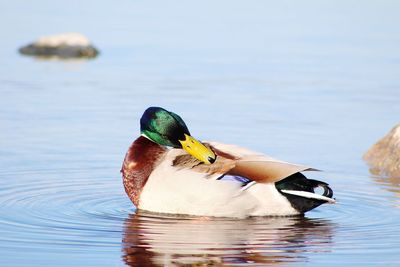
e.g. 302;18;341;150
179;134;216;164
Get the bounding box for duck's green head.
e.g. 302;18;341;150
140;107;216;164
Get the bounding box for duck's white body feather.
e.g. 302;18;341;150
138;148;298;218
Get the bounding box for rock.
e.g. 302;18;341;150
364;124;400;177
19;33;99;59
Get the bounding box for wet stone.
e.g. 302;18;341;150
19;33;99;59
364;124;400;177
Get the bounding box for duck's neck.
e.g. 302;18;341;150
121;136;167;207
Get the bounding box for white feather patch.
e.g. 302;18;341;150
280;190;336;203
139;149;300;217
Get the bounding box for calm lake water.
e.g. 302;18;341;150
1;1;400;266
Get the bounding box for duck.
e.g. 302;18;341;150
121;107;335;218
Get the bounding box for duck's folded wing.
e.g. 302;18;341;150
231;160;316;184
206;141;318;184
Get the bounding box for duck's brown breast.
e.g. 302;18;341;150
121;136;167;207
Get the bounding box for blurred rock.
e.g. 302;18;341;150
19;33;99;59
364;124;400;177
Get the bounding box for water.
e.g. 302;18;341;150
1;0;400;266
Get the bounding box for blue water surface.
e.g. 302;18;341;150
1;1;400;266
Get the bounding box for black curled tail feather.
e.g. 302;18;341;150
307;179;333;198
275;173;334;213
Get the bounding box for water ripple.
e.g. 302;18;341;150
0;168;130;252
0;169;399;265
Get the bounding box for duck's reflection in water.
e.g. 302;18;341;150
122;212;334;266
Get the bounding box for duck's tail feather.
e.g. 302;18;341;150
275;173;335;213
280;188;335;203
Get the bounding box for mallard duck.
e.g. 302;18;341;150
121;107;335;218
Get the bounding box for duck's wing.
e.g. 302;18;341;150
170;147;235;180
174;141;318;184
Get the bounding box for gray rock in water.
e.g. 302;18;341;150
19;33;99;59
364;124;400;177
